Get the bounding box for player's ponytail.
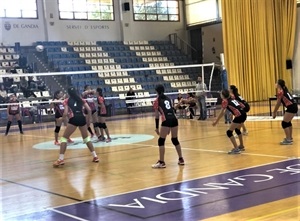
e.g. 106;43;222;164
96;87;103;97
221;89;230;99
230;85;240;98
155;84;166;99
67;87;83;105
277;79;288;93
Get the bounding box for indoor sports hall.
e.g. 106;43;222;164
1;1;300;220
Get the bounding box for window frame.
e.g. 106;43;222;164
0;0;38;19
57;0;115;21
133;0;180;22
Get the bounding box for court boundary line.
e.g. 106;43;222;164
47;208;89;221
49;158;299;209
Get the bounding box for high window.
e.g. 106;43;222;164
133;0;179;21
58;0;114;20
0;0;37;18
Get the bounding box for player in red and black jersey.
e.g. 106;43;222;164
51;90;73;145
272;79;298;145
96;87;111;142
5;94;23;135
53;87;99;167
230;85;250;135
152;84;184;168
82;85;98;138
212;89;247;154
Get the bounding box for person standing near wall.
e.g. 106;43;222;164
195;76;207;120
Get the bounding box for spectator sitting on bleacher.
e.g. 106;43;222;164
182;93;197;119
28;76;38;90
126;87;136;114
174;93;187;117
20;77;36;98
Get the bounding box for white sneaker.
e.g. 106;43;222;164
151;161;166;169
280;138;293;145
242;131;248;135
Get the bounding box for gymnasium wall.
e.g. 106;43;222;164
0;0;186;46
293;7;300;92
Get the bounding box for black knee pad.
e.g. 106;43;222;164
226;130;233;138
281;121;291;129
171;137;180;146
235;128;241;135
98;123;104;128
93;123;98;129
102;123;107;129
54;126;61;133
7;121;12;126
158;137;166;146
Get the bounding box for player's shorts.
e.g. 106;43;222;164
68;116;86;127
55;111;63;119
286;103;298;114
233;113;247;124
161;117;178;128
8;111;19;116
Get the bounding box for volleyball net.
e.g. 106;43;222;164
0;62;221;122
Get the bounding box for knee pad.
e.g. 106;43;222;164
171;137;180;146
99;122;104;128
83;136;91;144
7;121;12;126
235;128;241;135
102;123;107;129
281;121;291;129
226;130;233;138
158;137;166;146
54;126;61;133
60;137;68;143
93;123;98;129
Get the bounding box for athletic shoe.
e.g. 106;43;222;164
178;157;185;165
152;161;166;169
67;138;74;143
54;141;60;145
98;136;106;142
90;133;95;138
4;133;8;136
227;148;241;154
106;138;112;143
242;131;248;135
92;157;99;163
280;138;293;145
238;145;245;151
53;159;65;167
20;131;24;134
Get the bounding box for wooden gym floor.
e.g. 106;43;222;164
0;102;299;221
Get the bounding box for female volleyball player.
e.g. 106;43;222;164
152;84;184;168
53;87;99;167
229;85;250;135
272;79;298;145
96;87;111;142
5;94;23;135
212;89;247;154
51;90;73;145
82;85;99;138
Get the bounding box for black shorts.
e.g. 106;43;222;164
233;113;247;124
55;112;63;119
286;103;298;114
9;112;19;116
84;109;97;115
161;117;178;128
68;116;86;127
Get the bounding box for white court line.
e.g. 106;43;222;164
47;208;89;221
130;143;296;159
22;134;295;159
50;157;298;210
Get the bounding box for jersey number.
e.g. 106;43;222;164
232;100;240;106
164;100;171;109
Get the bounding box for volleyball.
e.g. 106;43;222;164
36;45;44;52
